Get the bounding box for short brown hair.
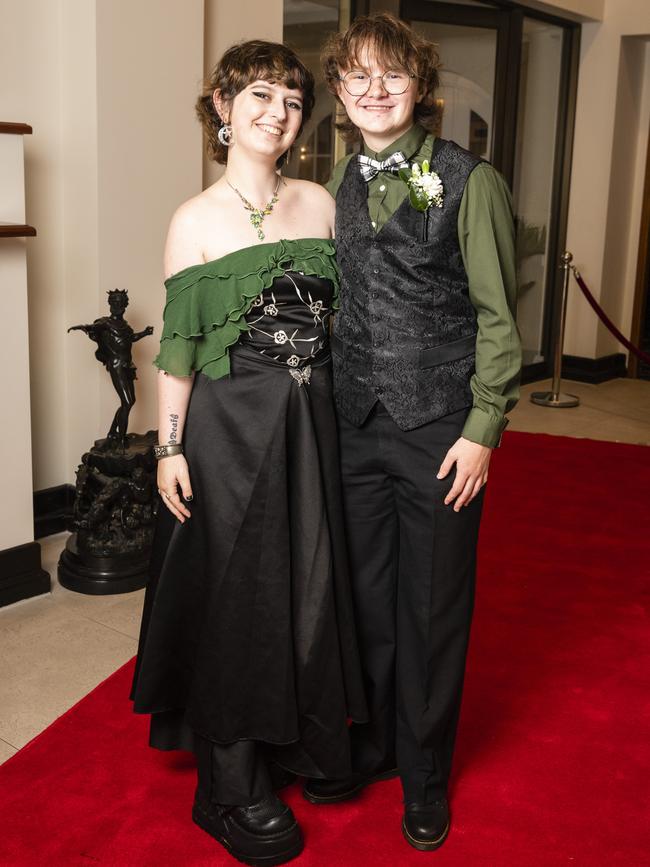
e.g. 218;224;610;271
196;40;315;165
321;13;441;142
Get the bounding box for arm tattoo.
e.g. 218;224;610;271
168;413;179;444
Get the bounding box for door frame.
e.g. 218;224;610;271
629;117;650;379
352;0;581;383
400;0;520;181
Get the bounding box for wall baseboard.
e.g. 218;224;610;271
512;354;627;386
0;541;50;607
34;484;75;539
561;353;627;383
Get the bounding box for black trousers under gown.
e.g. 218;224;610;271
131;345;367;804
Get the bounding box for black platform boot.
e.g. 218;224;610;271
192;789;304;866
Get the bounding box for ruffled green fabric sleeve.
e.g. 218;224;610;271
154;238;339;380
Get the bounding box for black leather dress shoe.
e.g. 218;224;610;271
192;790;304;866
402;798;450;851
302;766;398;804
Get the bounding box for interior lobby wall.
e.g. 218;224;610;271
0;0;76;491
203;0;284;188
0;0;204;491
93;0;204;458
597;37;650;358
563;0;650;360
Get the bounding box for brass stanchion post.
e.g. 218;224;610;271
531;251;580;408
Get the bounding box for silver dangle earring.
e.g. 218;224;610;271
218;123;233;147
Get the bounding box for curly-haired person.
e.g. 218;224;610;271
303;13;522;852
131;40;367;867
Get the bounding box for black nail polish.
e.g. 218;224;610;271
185;495;193;501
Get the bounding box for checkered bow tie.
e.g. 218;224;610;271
358;151;410;182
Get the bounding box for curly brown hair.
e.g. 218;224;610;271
321;13;441;142
196;40;315;166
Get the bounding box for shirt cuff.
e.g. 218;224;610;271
461;407;509;448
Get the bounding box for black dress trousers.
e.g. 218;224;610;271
339;403;484;804
194;735;273;807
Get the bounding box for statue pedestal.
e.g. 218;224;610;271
58;430;158;595
58;533;151;594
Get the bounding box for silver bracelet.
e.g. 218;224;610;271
153;443;184;460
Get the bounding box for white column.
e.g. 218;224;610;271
0;129;36;554
0;125;49;603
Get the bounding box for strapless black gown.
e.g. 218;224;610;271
131;271;367;780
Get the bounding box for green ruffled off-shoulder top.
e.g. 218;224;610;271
155;238;339;380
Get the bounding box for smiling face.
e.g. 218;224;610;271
336;43;419;153
215;80;304;165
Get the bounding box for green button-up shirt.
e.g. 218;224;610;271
327;124;521;448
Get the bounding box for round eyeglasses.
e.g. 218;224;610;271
339;69;416;96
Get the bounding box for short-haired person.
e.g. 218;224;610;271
303;14;522;851
131;40;366;867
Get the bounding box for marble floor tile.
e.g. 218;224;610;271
511;379;650;445
51;587;146;641
36;533;145;639
0;594;137;750
0;738;18;762
581;381;650;423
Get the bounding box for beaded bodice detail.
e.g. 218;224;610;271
241;271;334;367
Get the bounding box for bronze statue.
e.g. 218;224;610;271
68;289;153;449
60;289;157;595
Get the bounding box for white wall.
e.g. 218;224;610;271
93;0;204;454
0;0;73;492
0;0;204;491
564;0;650;358
203;0;283;187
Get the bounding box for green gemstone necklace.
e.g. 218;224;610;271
226;175;282;242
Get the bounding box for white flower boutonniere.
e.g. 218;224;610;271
399;159;444;212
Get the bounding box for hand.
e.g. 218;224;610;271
437;437;492;512
157;454;193;522
144;326;154;336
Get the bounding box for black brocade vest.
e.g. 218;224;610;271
332;138;481;431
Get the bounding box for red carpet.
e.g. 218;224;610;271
1;432;649;866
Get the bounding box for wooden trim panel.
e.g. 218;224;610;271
0;222;37;238
0;122;33;135
0;541;50;608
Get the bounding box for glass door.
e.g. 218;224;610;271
512;17;565;366
283;0;344;183
421;21;498;159
399;0;580;381
400;1;512;171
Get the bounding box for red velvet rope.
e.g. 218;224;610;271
571;269;650;367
